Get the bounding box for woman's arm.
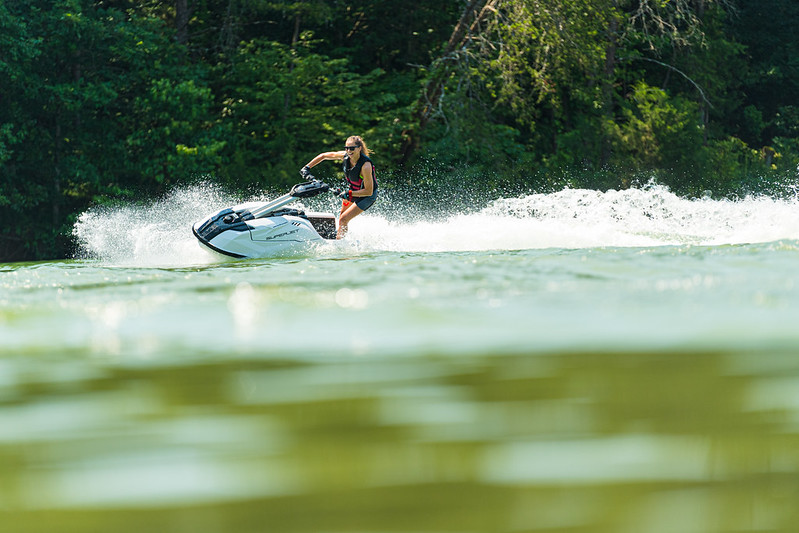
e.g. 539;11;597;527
305;151;345;168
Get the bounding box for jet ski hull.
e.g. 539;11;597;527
192;179;338;259
193;205;336;259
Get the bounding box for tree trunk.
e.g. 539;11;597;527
292;12;301;47
219;0;237;52
54;120;62;229
695;0;706;18
176;0;189;45
600;7;619;168
74;49;82;130
284;14;301;124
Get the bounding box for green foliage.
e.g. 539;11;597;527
491;0;614;130
771;138;799;176
701;137;760;192
733;0;799;144
215;36;396;189
126;78;225;186
610;82;703;170
420;62;530;175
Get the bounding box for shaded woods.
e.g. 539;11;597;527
2;0;798;260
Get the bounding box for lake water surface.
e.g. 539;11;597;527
3;185;799;532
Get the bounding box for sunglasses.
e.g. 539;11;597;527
344;145;359;151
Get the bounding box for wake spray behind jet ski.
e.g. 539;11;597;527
192;178;338;259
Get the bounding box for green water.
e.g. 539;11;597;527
3;187;799;532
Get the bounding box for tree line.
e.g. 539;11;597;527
2;0;798;261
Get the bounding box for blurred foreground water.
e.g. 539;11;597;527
3;185;799;532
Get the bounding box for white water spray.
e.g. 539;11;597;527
72;185;234;266
349;185;799;252
73;183;799;265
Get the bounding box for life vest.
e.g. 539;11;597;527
343;154;377;191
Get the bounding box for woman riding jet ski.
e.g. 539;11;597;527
194;135;378;259
300;135;378;239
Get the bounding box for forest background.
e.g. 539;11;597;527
1;0;798;261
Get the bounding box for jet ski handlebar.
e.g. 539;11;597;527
290;178;330;198
249;178;335;219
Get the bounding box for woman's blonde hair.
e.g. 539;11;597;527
347;135;370;157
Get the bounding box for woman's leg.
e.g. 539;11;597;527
337;201;364;239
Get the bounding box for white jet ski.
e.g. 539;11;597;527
192;179;338;258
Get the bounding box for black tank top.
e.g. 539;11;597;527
343;154;377;191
